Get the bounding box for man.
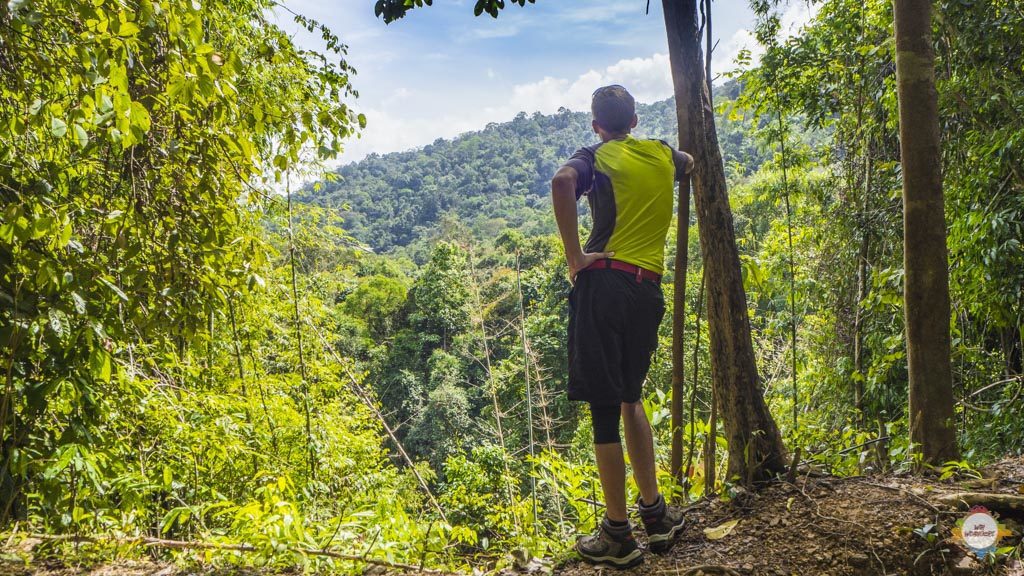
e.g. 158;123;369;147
551;85;694;568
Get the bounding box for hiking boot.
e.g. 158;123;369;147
638;494;685;553
575;517;643;569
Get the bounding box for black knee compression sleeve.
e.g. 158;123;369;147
590;403;621;444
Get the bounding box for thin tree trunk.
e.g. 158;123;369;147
853;154;872;428
514;252;538;535
662;0;787;482
893;0;958;465
1001;326;1022;377
671;178;691;491
285;173;316;478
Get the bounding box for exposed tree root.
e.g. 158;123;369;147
933;491;1024;512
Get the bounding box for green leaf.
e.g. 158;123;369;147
71;292;87;314
97;276;128;302
73;124;89;148
50;117;67;138
248;273;265;290
89;346;112;383
160;507;191;534
59;221;72;247
129;101;151;133
43;445;79;479
31;216;54;239
48;308;68;338
118;21;140;36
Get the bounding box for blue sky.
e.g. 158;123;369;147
275;0;814;163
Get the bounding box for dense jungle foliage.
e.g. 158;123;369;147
1;0;1021;572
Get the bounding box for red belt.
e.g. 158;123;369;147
582;258;662;284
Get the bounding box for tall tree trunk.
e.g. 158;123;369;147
853;154;872;428
662;0;786;482
893;0;959;465
670;178;690;490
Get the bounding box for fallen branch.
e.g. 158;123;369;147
22;533;458;575
932;492;1024;512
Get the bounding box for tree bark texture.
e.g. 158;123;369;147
893;0;959;464
662;0;786;482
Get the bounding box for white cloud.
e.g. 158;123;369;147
710;28;760;79
498;54;673;116
340;105;508;163
708;1;820;81
606;54;675;103
339;54;674;164
342;51;697;164
558;1;649;23
339;1;820;165
470;25;520;39
780;1;817;36
382;87;412;107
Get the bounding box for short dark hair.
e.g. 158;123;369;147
591;85;635;134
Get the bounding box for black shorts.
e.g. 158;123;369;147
567;267;665;406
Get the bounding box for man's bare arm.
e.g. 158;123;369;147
551;166;613;283
673;149;695;180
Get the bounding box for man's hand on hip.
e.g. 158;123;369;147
551;165;614;284
568;250;615;284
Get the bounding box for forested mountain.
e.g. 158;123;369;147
300;83;764;256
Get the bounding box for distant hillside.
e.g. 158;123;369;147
300;84;764;254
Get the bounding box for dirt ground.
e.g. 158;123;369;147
3;458;1023;576
556;456;1024;576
